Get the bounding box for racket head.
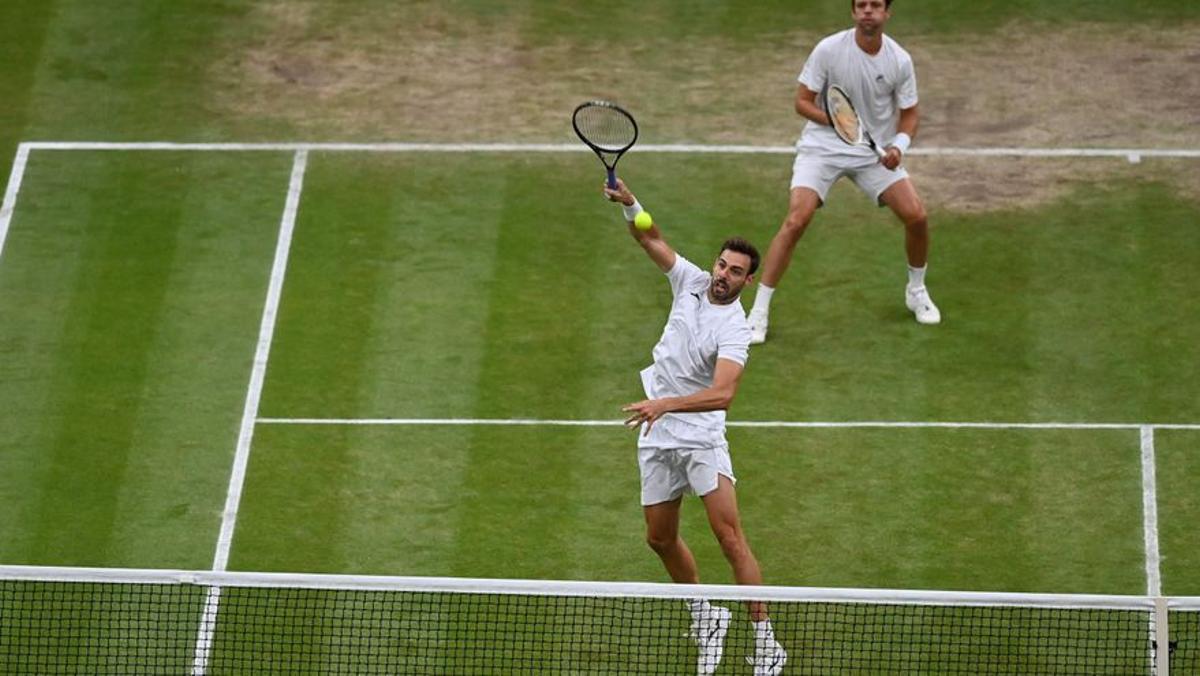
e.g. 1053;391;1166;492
824;85;864;146
572;100;639;154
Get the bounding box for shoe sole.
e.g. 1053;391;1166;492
902;289;940;326
906;298;941;325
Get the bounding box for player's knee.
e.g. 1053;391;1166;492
903;210;928;230
780;211;812;240
645;532;677;555
713;526;748;559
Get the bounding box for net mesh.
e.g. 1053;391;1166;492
572;102;638;153
1172;608;1199;672
1;571;1195;675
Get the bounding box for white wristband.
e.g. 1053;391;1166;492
622;200;643;222
892;132;912;154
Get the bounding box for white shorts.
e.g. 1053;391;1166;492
790;147;909;206
638;443;735;506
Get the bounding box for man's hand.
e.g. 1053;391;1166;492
881;146;902;170
622;398;672;434
603;178;635;206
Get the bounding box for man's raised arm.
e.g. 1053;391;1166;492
603;178;676;273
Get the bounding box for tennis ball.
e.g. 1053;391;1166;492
634;211;653;231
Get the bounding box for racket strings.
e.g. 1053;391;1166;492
574;106;637;152
827;91;862;144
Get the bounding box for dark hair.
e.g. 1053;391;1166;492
720;237;760;276
850;0;893;8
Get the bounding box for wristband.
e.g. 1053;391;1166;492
622;200;644;222
892;132;912;155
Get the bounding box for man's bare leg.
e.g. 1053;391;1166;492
880;178;940;324
748;187;822;343
644;497;699;583
700;476;766;619
701;476;786;673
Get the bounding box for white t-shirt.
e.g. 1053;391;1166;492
639;255;751;445
796;28;919;156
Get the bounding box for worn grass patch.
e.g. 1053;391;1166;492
206;4;1200;213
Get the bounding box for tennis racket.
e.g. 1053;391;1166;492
824;85;885;160
572;100;639;189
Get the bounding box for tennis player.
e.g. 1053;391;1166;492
603;178;786;676
747;0;940;344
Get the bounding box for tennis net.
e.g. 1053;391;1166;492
1;565;1196;674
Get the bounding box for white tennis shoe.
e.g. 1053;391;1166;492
688;605;731;675
905;285;941;325
746;636;788;675
747;309;769;345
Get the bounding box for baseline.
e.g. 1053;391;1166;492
19;140;1200;160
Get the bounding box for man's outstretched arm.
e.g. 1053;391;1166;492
603;178;676;273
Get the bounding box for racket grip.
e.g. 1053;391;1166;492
606;168;617;190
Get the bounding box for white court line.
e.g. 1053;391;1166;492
1141;426;1162;597
1141;426;1164;675
0;143;32;259
18;140;1200;159
213;149;308;570
191;149;308;676
256;417;1200;431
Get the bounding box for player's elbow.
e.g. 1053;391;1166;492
712;388;736;410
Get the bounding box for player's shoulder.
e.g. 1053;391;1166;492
815;28;855;51
670;254;705;279
882;34;914;63
668;254;710;291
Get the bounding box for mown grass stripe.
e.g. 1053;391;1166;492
26;158;187;564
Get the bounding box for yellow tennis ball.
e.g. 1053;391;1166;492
634;211;653;231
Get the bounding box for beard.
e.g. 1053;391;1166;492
709;279;741;304
856;18;882;35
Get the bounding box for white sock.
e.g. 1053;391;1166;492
751;284;775;314
907;265;927;289
753;619;776;645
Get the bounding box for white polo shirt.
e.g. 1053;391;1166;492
796;28;919;156
638;255;751;448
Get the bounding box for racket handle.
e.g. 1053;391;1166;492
868;138;885;159
606;168;617;190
